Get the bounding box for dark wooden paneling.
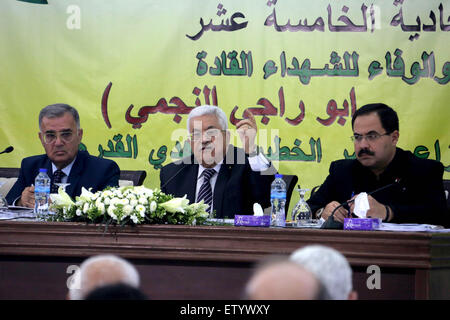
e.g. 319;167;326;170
0;221;449;299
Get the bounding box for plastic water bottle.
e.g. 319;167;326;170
270;174;286;227
34;168;51;219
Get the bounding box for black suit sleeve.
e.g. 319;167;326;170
390;161;448;227
246;166;273;210
307;161;349;215
5;158;32;205
101;160;120;189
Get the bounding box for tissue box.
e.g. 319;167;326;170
234;215;270;227
344;218;381;231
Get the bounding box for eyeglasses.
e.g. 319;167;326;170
190;128;225;141
350;132;391;143
42;130;77;144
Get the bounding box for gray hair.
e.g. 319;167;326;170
187;105;228;132
39;103;80;130
290;245;353;300
68;254;140;300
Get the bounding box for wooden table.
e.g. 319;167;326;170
0;221;449;299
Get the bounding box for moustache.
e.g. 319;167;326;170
358;149;375;157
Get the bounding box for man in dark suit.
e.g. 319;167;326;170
160;105;275;219
6;104;120;207
308;103;448;227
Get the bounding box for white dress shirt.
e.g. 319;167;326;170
195;153;270;212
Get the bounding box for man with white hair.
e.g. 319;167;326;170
290;245;358;300
160;105;275;219
245;257;330;300
68;254;141;300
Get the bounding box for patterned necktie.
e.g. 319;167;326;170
196;168;216;213
51;169;65;193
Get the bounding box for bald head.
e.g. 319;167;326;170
245;260;325;300
68;255;140;300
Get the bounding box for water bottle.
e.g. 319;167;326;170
270;174;286;227
34;168;51;219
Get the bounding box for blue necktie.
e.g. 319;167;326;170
197;168;216;213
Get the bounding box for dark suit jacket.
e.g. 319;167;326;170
160;146;274;219
6;151;120;204
307;148;449;227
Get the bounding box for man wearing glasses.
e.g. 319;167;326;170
308;103;448;227
160;105;275;219
6;104;120;207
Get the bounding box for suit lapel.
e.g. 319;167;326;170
213;163;231;218
44;158;52;181
185;164;198;204
65;152;85;198
213;146;237;218
172;157;198;204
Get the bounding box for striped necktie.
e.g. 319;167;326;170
51;169;65;193
196;168;216;213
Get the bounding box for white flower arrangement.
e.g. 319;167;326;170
49;186;210;226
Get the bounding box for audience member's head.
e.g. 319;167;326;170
68;254;140;300
84;283;147;300
244;256;329;300
290;245;357;300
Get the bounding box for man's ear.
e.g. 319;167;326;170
38;132;45;147
391;130;399;145
78;128;83;141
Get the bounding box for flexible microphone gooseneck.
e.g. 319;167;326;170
160;164;189;190
0;146;14;155
321;178;401;229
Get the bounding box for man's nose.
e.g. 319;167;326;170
54;134;65;145
201;132;213;143
358;137;370;148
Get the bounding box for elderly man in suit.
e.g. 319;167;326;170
160;105;275;219
6;103;120;207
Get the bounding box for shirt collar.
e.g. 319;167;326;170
197;161;222;180
51;156;77;177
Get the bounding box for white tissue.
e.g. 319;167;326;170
253;203;264;216
353;192;370;218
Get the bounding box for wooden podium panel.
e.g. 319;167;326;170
0;221;449;299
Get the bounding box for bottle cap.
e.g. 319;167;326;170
39;168;48;173
275;174;283;178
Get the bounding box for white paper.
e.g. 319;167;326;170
353;192;370;218
378;223;450;233
253;203;264;216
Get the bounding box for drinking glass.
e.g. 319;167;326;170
54;183;70;193
0;182;8;209
291;188;319;227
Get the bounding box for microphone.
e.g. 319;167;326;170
160;163;189;190
321;178;402;229
0;146;14;155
